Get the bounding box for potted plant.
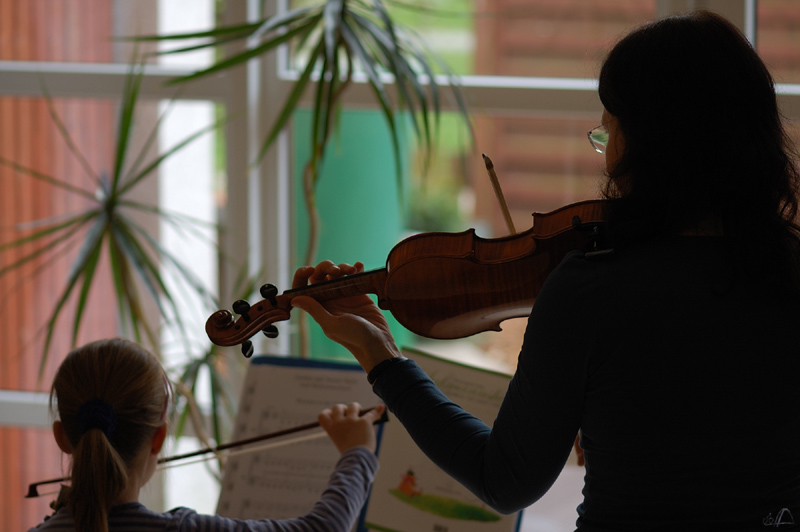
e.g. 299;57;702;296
0;61;241;448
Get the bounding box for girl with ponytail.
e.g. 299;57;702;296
30;338;384;532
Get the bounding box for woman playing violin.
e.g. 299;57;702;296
292;10;800;531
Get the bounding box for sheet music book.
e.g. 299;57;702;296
216;356;378;523
363;347;520;532
217;351;520;532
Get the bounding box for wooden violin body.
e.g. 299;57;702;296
206;200;607;352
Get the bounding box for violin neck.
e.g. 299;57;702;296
283;268;388;306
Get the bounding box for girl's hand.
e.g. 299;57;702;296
318;402;387;454
291;261;402;372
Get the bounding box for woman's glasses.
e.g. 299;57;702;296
587;124;609;153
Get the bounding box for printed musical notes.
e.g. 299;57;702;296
216;357;376;522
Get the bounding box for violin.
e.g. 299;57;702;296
206;199;609;357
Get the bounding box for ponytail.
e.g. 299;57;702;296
69;430;128;532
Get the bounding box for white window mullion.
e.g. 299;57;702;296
0;60;227;101
0;390;50;428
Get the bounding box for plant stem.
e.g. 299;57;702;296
297;64;353;358
298;152;321;358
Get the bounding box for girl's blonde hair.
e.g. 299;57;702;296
50;338;170;532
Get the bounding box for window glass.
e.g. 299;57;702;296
163;435;222;511
1;426;63;530
757;0;800;84
470;114;605;230
0;91;219;365
0;95;120;391
158;98;220;375
1;2;220;526
288;0;656;78
469;0;656;78
0;0;214;67
0;93;220;389
0;90;220;522
406;111;603;229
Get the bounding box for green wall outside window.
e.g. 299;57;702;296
292;108;413;360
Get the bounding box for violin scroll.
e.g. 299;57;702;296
205;284;293;353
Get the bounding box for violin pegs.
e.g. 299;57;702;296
232;299;251;320
262;325;279;339
241;340;254;358
260;284;279;306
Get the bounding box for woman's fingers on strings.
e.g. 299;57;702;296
347;262;365;275
309;261;339;284
291;261;337;289
292;266;316;289
292;261;365;289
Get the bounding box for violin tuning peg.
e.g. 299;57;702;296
241;340;254;358
260;284;278;306
232;299;251;319
261;325;279;339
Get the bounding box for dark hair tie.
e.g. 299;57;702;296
76;398;117;438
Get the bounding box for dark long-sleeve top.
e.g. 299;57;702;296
373;236;800;531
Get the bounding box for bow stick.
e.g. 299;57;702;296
26;406;387;498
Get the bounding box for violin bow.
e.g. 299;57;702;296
26;406;387;499
483;154;517;235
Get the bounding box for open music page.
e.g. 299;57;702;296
217;351;520;532
363;347;520;532
216;356;377;526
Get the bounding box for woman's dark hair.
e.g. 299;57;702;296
598;10;800;283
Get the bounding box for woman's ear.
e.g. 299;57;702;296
151;423;168;455
53;421;73;454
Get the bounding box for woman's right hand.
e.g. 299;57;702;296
318;402;386;454
291;261;403;373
